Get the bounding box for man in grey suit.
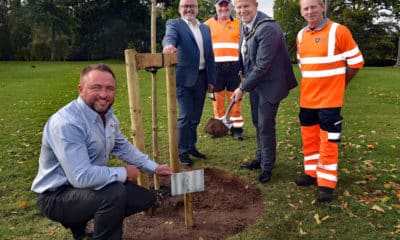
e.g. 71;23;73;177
232;0;298;183
162;0;216;166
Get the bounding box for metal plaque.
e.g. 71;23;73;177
170;169;204;196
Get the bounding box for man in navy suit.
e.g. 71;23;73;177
232;0;298;183
162;0;216;166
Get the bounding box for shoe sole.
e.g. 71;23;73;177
179;162;192;166
240;165;260;170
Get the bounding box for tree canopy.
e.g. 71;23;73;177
274;0;399;65
0;0;398;65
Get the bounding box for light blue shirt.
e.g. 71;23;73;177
31;97;158;193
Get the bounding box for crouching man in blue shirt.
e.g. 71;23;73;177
31;63;172;240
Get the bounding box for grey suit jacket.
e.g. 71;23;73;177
239;12;297;104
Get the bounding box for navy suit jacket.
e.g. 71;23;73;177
162;18;216;87
239;12;297;104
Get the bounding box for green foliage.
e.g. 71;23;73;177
275;0;399;66
0;61;399;239
273;0;303;61
161;0;215;22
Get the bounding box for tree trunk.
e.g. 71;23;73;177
50;23;56;61
396;37;400;66
324;0;329;17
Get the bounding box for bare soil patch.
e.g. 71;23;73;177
122;168;265;240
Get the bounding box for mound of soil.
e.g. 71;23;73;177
122;168;265;240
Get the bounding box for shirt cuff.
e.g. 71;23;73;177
115;167;128;182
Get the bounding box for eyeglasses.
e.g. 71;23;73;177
180;4;198;9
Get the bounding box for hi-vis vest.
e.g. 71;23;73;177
296;20;364;108
204;17;240;62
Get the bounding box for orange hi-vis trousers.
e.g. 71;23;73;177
301;124;339;189
212;90;244;129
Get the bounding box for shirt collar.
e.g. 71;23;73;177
181;17;200;27
244;15;257;30
214;15;234;21
306;17;329;31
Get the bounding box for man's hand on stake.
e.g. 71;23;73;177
125;165;139;183
155;164;172;177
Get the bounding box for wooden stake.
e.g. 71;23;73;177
165;55;194;227
124;49;151;215
165;62;180;173
184;193;194;227
150;0;160;190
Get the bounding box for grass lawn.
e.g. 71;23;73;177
0;61;399;239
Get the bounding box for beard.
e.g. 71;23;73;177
92;100;113;114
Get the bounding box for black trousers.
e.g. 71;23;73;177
37;182;156;240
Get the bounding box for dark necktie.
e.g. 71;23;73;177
243;26;249;35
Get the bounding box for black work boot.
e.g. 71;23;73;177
296;174;317;186
317;186;334;202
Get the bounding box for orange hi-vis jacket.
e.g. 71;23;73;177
204;16;240;63
296;20;364;108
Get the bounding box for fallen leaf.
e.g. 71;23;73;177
356;195;378;204
348;158;358;163
391;204;400;209
383;183;392;189
380;196;391;202
355;180;367;185
367;144;375;150
47;230;56;237
372;190;383;195
390;182;400;190
288;203;298;209
365;174;377;181
342;168;350;174
321;215;330;221
371;204;385;212
314;213;321;224
363;160;374;168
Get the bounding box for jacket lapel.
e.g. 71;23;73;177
179;18;196;44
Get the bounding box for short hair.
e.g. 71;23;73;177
80;63;116;83
299;0;324;6
179;0;198;7
233;0;257;6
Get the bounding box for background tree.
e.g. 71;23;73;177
0;0;398;62
273;0;303;61
71;0;154;60
29;0;77;60
329;0;399;65
161;0;214;22
274;0;399;66
0;0;12;60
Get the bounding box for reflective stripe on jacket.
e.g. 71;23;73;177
296;20;364;108
204;17;240;62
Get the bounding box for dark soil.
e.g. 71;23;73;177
122;168;265;240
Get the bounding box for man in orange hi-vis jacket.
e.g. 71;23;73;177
205;0;244;141
296;0;364;202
